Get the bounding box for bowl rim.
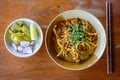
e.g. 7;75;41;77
45;10;106;70
4;18;43;58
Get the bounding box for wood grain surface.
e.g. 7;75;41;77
0;0;120;80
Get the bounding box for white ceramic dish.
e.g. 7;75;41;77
45;10;106;70
4;18;43;58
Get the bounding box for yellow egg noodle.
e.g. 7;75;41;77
53;18;98;63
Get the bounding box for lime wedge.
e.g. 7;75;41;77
30;23;38;40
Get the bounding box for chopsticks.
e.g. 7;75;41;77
106;1;112;74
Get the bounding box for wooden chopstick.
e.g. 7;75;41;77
106;1;112;74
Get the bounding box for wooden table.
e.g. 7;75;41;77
0;0;120;79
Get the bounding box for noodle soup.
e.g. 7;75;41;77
46;10;106;70
53;18;98;63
